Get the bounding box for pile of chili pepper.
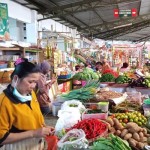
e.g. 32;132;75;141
67;119;107;139
103;69;119;78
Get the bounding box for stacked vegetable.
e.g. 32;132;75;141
62;81;99;102
67;118;107;140
73;68;100;80
100;73;115;82
112;111;147;126
91;134;132;150
105;117;150;149
129;77;150;88
115;75;131;84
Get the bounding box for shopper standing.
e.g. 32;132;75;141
36;61;56;115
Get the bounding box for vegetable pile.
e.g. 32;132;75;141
112;111;147;126
62;81;99;102
129;77;150;88
73;67;100;80
91;134;131;150
105;117;150;149
115;75;131;84
103;69;119;78
67;119;107;140
100;73;115;82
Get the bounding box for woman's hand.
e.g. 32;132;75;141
32;126;55;138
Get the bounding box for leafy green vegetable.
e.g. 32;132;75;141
73;68;100;80
90;134;132;150
100;73;115;82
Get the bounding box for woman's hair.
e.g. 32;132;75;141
38;61;51;74
121;62;129;68
96;62;103;66
11;59;40;80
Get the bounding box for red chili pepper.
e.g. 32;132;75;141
67;119;107;139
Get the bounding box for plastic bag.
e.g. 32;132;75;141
55;108;81;132
57;129;88;150
61;100;86;113
45;135;58;150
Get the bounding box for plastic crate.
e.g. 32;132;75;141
82;111;108;120
58;74;71;79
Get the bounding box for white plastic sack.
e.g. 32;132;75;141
55;108;81;132
61;100;86;113
57;129;88;150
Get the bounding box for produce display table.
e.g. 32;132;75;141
105;83;150;96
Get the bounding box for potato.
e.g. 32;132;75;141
106;118;114;126
126;122;138;129
133;133;140;141
121;129;128;138
139;132;144;138
124;133;132;140
128;128;138;134
128;138;137;147
141;137;147;143
108;124;112;131
126;122;140;132
143;128;148;135
113;118;124;130
137;142;145;149
109;127;116;134
115;130;121;136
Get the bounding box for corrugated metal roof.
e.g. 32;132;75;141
13;0;150;42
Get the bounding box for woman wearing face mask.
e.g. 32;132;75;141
0;59;55;149
36;61;56;115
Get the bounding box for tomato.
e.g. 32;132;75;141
90;105;97;110
111;114;115;118
123;119;128;123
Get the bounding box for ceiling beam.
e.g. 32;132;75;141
87;13;150;34
96;19;150;40
38;0;140;20
133;34;150;42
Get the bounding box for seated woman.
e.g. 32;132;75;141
0;59;55;149
36;61;56;115
120;62;130;73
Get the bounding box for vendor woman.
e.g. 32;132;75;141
0;59;54;149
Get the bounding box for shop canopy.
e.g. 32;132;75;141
14;0;150;42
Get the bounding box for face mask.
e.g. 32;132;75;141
13;77;32;102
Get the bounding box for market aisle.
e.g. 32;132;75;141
44;114;58;127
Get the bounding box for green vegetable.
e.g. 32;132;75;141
115;75;130;84
100;73;115;82
90;134;132;150
73;68;100;80
87;109;103;114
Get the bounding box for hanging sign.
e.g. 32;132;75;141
0;3;10;40
114;8;137;18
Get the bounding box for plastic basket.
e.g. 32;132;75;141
82;111;108;120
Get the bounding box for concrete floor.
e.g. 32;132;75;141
44;114;58;127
